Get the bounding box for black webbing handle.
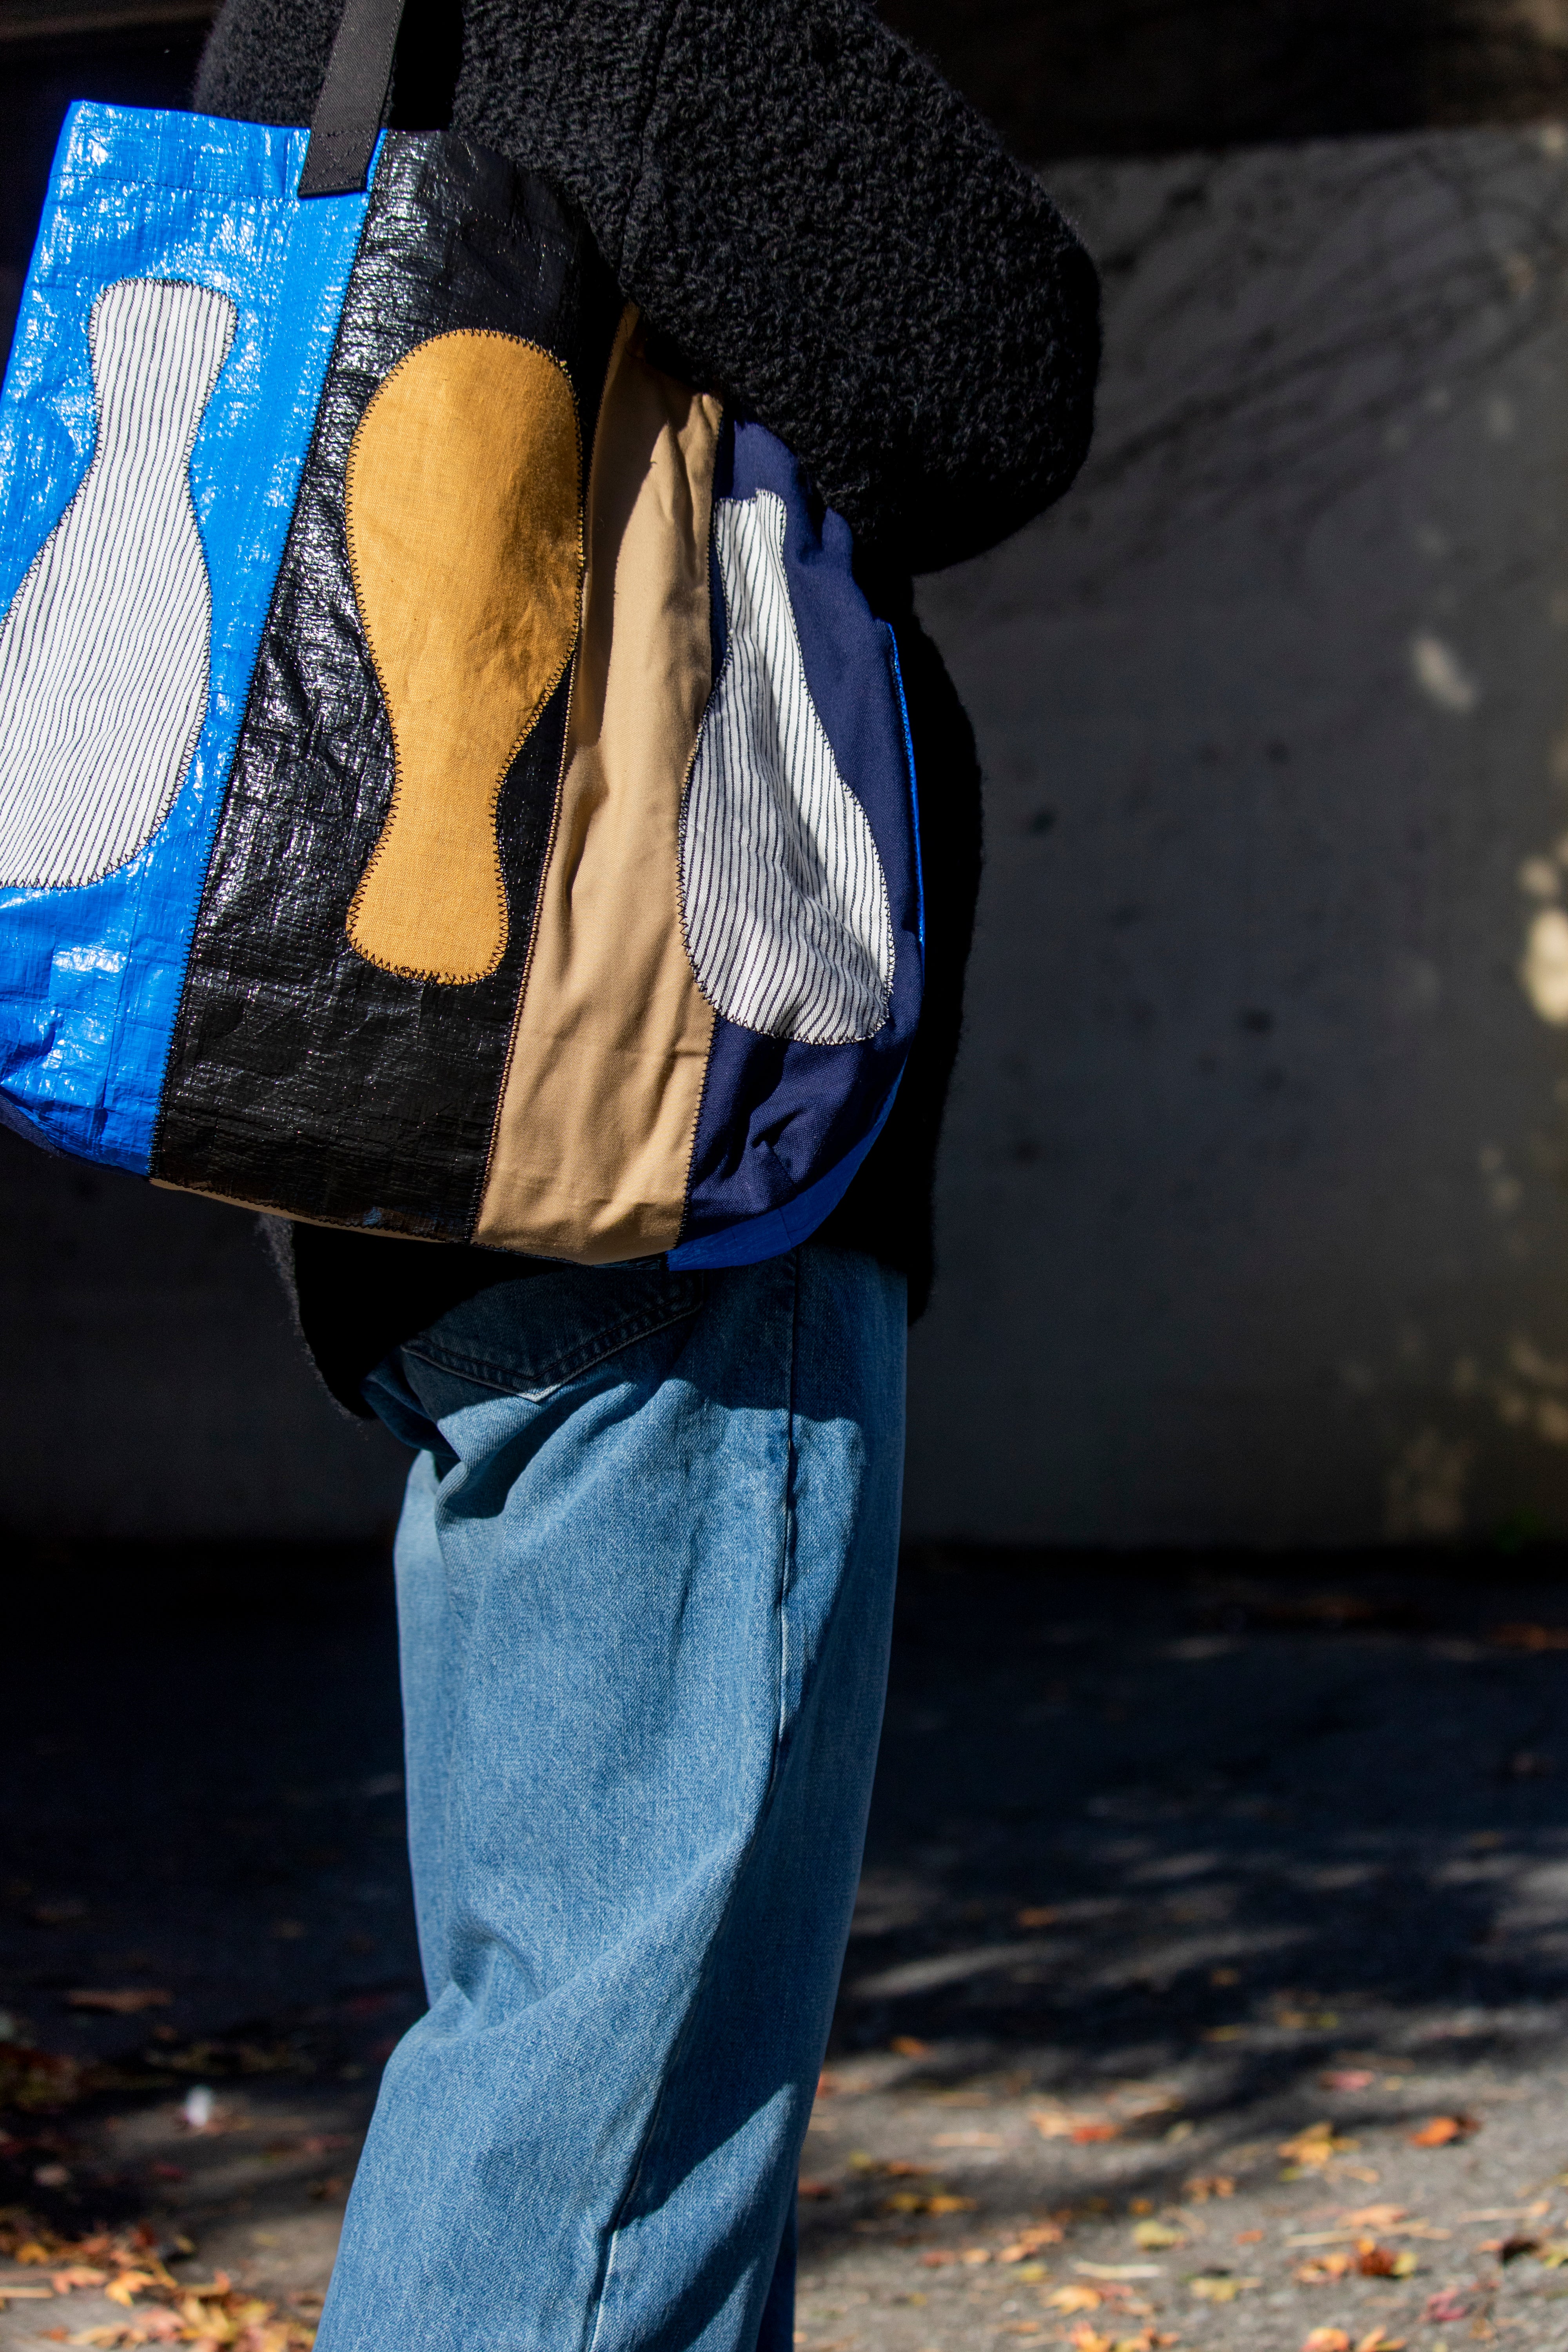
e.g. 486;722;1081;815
298;0;410;197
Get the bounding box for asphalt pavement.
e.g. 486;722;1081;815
5;1544;1568;2350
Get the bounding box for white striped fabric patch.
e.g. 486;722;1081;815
0;276;236;890
679;489;894;1046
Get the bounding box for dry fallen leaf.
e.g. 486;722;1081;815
1049;2285;1104;2312
1301;2331;1352;2352
1407;2115;1479;2147
1491;1621;1568;1650
889;2036;930;2058
1424;2290;1469;2322
1321;2070;1376;2092
1279;2122;1359;2167
1132;2222;1185;2250
1354;2240;1417;2278
1536;2241;1568;2268
998;2223;1064;2261
796;2179;835;2200
1354;2332;1405;2352
1188;2274;1261;2302
1296;2253;1355;2284
1183;2173;1235;2201
63;1991;171;2016
1031;2107;1118;2142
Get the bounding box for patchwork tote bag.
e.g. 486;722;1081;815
0;0;924;1271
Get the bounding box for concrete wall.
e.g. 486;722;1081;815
7;125;1568;1545
0;1133;409;1537
906;125;1568;1546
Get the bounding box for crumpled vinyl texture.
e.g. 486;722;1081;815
153;132;622;1240
0;101;367;1170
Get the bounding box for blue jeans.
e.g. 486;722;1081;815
316;1245;906;2352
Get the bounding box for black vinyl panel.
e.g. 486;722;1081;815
154;132;622;1239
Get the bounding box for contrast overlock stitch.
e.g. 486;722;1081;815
341;327;586;989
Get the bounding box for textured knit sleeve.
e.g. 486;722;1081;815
458;0;1100;572
196;0;1099;571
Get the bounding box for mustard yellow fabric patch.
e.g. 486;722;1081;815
344;331;582;984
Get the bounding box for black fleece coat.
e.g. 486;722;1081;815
193;0;1100;1411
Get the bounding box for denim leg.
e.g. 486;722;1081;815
388;1446;458;2005
315;1247;905;2352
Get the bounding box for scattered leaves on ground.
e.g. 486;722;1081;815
0;2215;317;2348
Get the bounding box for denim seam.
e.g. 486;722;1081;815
768;1251;802;1800
581;1250;801;2352
402;1294;704;1400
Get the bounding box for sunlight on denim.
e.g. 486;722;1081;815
315;1247;906;2352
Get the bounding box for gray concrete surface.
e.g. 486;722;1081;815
9;129;1568;1545
908;127;1568;1549
0;1132;408;1538
6;1555;1568;2347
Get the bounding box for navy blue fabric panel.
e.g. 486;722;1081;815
668;1077;898;1270
678;421;922;1250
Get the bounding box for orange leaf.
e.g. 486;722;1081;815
1301;2331;1352;2352
1407;2115;1478;2147
64;1989;172;2015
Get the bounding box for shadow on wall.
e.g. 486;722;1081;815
0;1128;410;1539
904;127;1568;1550
884;0;1568;162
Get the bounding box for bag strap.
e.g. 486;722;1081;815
298;0;410;198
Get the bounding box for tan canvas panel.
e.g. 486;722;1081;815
474;309;720;1261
